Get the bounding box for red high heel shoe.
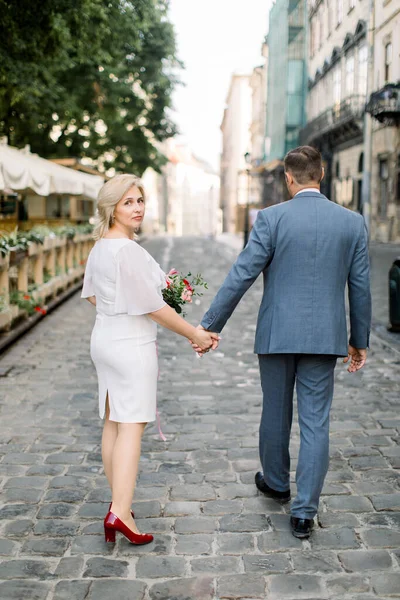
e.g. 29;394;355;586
108;502;134;518
104;511;153;545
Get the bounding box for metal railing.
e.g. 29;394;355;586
366;83;400;125
300;95;366;145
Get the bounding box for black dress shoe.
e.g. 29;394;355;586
254;472;291;504
290;516;314;539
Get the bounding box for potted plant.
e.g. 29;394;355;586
27;230;45;256
0;294;12;330
6;230;29;266
9;290;47;317
0;237;10;269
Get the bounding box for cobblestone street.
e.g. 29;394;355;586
0;235;399;600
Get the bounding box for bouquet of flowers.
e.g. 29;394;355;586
162;268;208;316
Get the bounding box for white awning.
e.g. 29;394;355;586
0;144;104;201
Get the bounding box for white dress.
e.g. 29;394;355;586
81;238;167;423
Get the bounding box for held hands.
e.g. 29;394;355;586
343;345;367;373
190;325;220;356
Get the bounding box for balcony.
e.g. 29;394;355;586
366;83;400;126
300;95;365;147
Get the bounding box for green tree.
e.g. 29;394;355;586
0;0;180;174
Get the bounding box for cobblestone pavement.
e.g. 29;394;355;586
0;235;399;600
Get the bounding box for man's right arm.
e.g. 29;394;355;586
201;210;274;333
347;217;371;351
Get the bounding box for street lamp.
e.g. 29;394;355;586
243;152;251;248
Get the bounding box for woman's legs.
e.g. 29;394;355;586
101;394;118;490
110;421;146;533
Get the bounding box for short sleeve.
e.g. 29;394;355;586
81;250;95;298
114;242;167;315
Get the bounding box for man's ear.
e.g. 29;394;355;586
320;167;325;182
285;171;292;185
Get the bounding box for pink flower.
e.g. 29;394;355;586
183;278;194;292
168;268;178;276
181;289;193;303
166;276;172;288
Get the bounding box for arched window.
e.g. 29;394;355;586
358;152;364;173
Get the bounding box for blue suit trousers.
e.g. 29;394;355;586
258;354;337;519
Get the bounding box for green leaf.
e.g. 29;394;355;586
0;0;181;174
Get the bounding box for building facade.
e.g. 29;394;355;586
366;0;400;241
301;0;400;240
142;140;221;237
250;42;269;167
220;74;252;233
261;0;307;206
248;40;269;209
301;0;369;208
266;0;307;160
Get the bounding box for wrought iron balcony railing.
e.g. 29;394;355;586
300;95;366;146
366;83;400;126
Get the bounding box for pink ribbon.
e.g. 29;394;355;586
155;341;166;442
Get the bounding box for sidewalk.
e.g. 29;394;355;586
0;235;399;600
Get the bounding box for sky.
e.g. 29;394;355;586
168;0;272;171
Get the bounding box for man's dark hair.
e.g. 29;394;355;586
284;146;322;184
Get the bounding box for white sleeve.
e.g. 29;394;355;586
114;242;167;315
81;250;95;298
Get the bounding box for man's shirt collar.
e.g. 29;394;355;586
294;188;321;197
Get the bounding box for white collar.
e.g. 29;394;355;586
294;188;320;196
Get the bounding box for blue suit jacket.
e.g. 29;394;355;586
201;192;371;356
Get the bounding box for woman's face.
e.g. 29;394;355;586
113;185;145;230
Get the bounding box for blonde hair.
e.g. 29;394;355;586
92;174;146;241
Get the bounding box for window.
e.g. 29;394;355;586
315;15;320;52
358;45;368;95
358;152;364;173
45;194;70;218
327;1;332;34
385;42;392;82
346;55;355;95
333;66;341;106
0;192;18;216
337;0;344;25
397;154;400;203
315;86;320;116
310;18;315;57
379;158;389;218
319;7;324;48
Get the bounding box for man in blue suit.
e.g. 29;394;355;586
198;146;371;538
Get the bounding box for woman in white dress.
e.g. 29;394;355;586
82;174;218;545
